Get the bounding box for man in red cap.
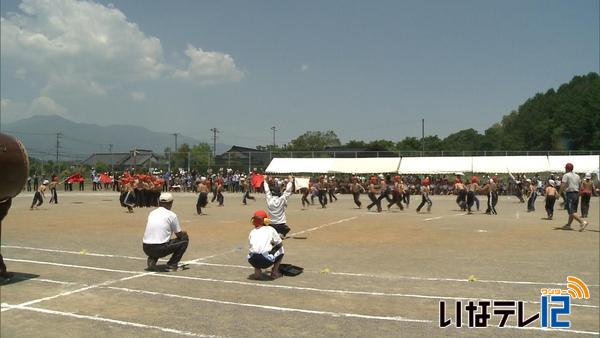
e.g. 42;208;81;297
466;176;480;214
387;175;404;210
366;176;382;212
247;210;284;280
416;176;432;213
559;163;587;231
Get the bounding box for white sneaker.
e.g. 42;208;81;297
579;221;588;232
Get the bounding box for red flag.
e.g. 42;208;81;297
66;173;83;183
251;173;264;188
99;173;112;184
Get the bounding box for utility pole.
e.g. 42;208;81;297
421;118;425;156
271;126;278;147
109;143;114;173
171;133;178;171
171;133;178;151
55;132;62;165
210;128;219;159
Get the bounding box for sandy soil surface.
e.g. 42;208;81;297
1;191;598;337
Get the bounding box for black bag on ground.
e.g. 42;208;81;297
278;263;303;276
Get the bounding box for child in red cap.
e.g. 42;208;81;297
247;210;284;280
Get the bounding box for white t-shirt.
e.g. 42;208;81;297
143;207;182;244
264;180;293;224
561;172;581;192
248;226;283;255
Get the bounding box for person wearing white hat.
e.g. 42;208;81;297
142;193;189;271
30;179;49;210
580;173;594;218
544;179;560;220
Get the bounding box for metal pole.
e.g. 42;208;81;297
421;118;424;156
109;143;114;173
172;133;178;151
210;128;219;159
248;152;251;173
56;132;62;166
168;152;171;172
271;126;277;147
187;152;191;172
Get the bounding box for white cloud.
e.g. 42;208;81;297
173;44;244;85
301;64;310;72
0;98;26;122
130;91;146;101
1;0;166;96
1;0;245;97
1;96;68;122
30;96;67;115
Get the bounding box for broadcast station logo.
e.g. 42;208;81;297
439;276;590;329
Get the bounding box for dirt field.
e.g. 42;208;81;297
1;191;598;337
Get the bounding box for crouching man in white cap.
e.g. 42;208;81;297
142;193;189;271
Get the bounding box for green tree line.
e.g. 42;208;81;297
260;73;599;152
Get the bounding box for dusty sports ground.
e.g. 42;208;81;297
1;191;598;337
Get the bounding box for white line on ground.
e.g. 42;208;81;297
5;257;597;309
184;248;240;264
8;276;87;286
148;272;599;309
1;272;151;313
104;286;598;336
1;249;230;315
288;216;358;237
5;245;600;287
4;258;139;274
104;285;433;324
0;304;216;337
424;216;443;221
3;245;145;260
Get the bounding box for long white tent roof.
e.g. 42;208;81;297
265;158;335;174
329;158;401;174
399;156;472;174
266;157;400;174
265;155;599;174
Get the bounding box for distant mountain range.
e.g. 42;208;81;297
2;115;231;160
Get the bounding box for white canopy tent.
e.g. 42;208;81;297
398;156;472;174
328;158;401;174
266;157;400;174
265;158;335;174
547;155;599;174
471;156;550;174
265;155;599;175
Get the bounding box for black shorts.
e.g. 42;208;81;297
248;253;284;269
270;223;291;236
565;191;579;215
197;192;208;207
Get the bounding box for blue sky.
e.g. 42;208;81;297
1;0;598;147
